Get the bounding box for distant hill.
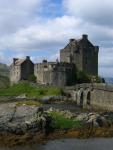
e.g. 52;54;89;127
0;63;10;88
104;78;113;84
0;75;9;88
0;63;9;77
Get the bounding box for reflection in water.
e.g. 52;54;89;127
1;138;113;150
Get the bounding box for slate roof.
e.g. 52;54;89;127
14;59;26;65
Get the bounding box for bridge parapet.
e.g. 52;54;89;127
75;83;113;92
65;83;113;111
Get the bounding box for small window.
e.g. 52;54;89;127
44;65;47;68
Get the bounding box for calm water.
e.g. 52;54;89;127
1;138;113;150
43;103;81;112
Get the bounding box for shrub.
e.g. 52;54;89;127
0;81;63;97
76;71;90;83
89;75;104;83
49;111;83;129
28;74;36;82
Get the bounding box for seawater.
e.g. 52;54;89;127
1;138;113;150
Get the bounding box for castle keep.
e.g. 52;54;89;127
10;34;99;86
60;34;99;75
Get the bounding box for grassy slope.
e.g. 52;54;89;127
0;82;63;97
49;111;83;129
0;75;9;89
0;63;10;88
0;63;9;77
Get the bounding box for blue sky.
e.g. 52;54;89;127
0;0;113;77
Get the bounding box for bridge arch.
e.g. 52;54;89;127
80;91;84;107
75;87;92;108
86;91;91;105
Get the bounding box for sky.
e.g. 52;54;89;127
0;0;113;77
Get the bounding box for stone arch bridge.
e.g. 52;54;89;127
65;83;113;111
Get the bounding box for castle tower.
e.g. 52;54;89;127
60;34;99;75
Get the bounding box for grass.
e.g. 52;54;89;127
49;111;83;130
0;81;63;97
0;75;9;89
16;100;42;106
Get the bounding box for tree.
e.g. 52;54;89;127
76;71;90;83
28;74;37;82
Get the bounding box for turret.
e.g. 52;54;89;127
82;34;88;40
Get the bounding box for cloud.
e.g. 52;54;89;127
31;52;60;63
62;0;113;77
0;16;82;51
63;0;113;26
0;0;43;36
0;0;113;77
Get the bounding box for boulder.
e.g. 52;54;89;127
15;94;26;100
76;113;88;121
0;103;53;135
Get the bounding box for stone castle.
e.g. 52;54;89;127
10;34;99;86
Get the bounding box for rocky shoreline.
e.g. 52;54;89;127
0;102;113;146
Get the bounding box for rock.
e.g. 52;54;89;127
15;94;26;100
76;113;88;121
0;96;14;102
48;107;55;112
86;119;99;128
0;103;53;135
85;113;108;127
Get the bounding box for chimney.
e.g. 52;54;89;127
13;58;18;65
94;46;99;53
43;59;47;63
69;39;75;42
82;34;88;40
26;56;30;60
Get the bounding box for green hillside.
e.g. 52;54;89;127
0;81;63;97
0;63;10;88
0;63;9;77
0;75;9;88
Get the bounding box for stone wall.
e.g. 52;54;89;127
66;83;113;111
34;62;76;86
